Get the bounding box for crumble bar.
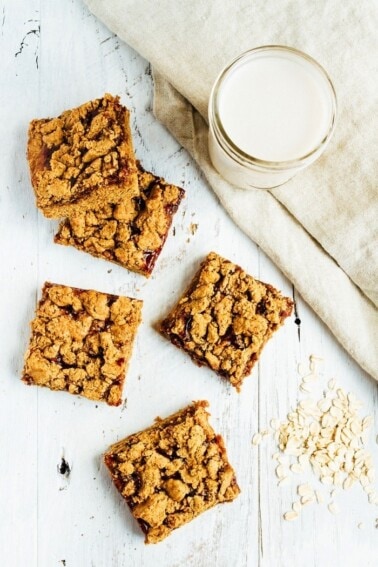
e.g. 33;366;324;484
160;252;293;390
104;400;240;543
54;164;184;277
22;282;142;406
27;94;138;218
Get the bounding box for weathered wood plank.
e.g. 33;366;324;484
0;1;377;566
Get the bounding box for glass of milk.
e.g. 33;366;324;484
208;46;337;189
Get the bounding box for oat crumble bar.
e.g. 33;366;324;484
27;94;138;218
104;400;240;543
54;164;184;276
22;282;142;406
160;252;293;390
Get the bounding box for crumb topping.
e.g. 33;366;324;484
104;401;240;543
55;166;184;276
161;252;293;389
22;282;142;406
27;94;137;218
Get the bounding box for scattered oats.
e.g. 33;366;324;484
328;461;340;473
315;490;324;504
349;438;360;452
336;387;346;398
350;420;362;435
301;495;316;506
362;416;373;430
298;484;314;497
252;355;378;520
309;354;322;373
297;414;306;426
317;399;331;413
368;493;377;504
310;354;324;362
355;448;366;460
290;463;303;474
343;476;354;490
277;455;288;465
328;502;339;515
261;429;272;438
292;501;302;513
367;469;375;483
365;456;373;467
332;398;344;410
275;465;286;479
284;511;298;521
252;433;262;446
309;360;317;372
298;454;310;468
330;406;343;420
284;438;301;454
345;449;356;464
360;475;369;488
303;374;317;383
309;421;320;436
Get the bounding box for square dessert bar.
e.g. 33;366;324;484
104;401;240;544
54;164;185;277
27;94;138;218
22;282;142;406
160;252;293;390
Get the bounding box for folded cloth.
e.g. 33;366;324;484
85;0;378;380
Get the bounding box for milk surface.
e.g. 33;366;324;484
218;54;333;162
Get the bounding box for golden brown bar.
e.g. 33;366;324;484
104;401;240;543
27;94;138;218
55;164;184;276
22;282;142;406
160;252;293;390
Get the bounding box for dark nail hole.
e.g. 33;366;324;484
58;457;71;477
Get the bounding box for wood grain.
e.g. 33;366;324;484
0;1;377;566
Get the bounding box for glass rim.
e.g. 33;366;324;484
208;45;337;171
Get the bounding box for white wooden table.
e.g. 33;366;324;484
1;2;377;566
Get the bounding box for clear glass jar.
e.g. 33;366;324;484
208;46;337;189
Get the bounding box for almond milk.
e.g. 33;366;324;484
208;46;337;189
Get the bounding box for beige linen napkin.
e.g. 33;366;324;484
84;0;378;380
